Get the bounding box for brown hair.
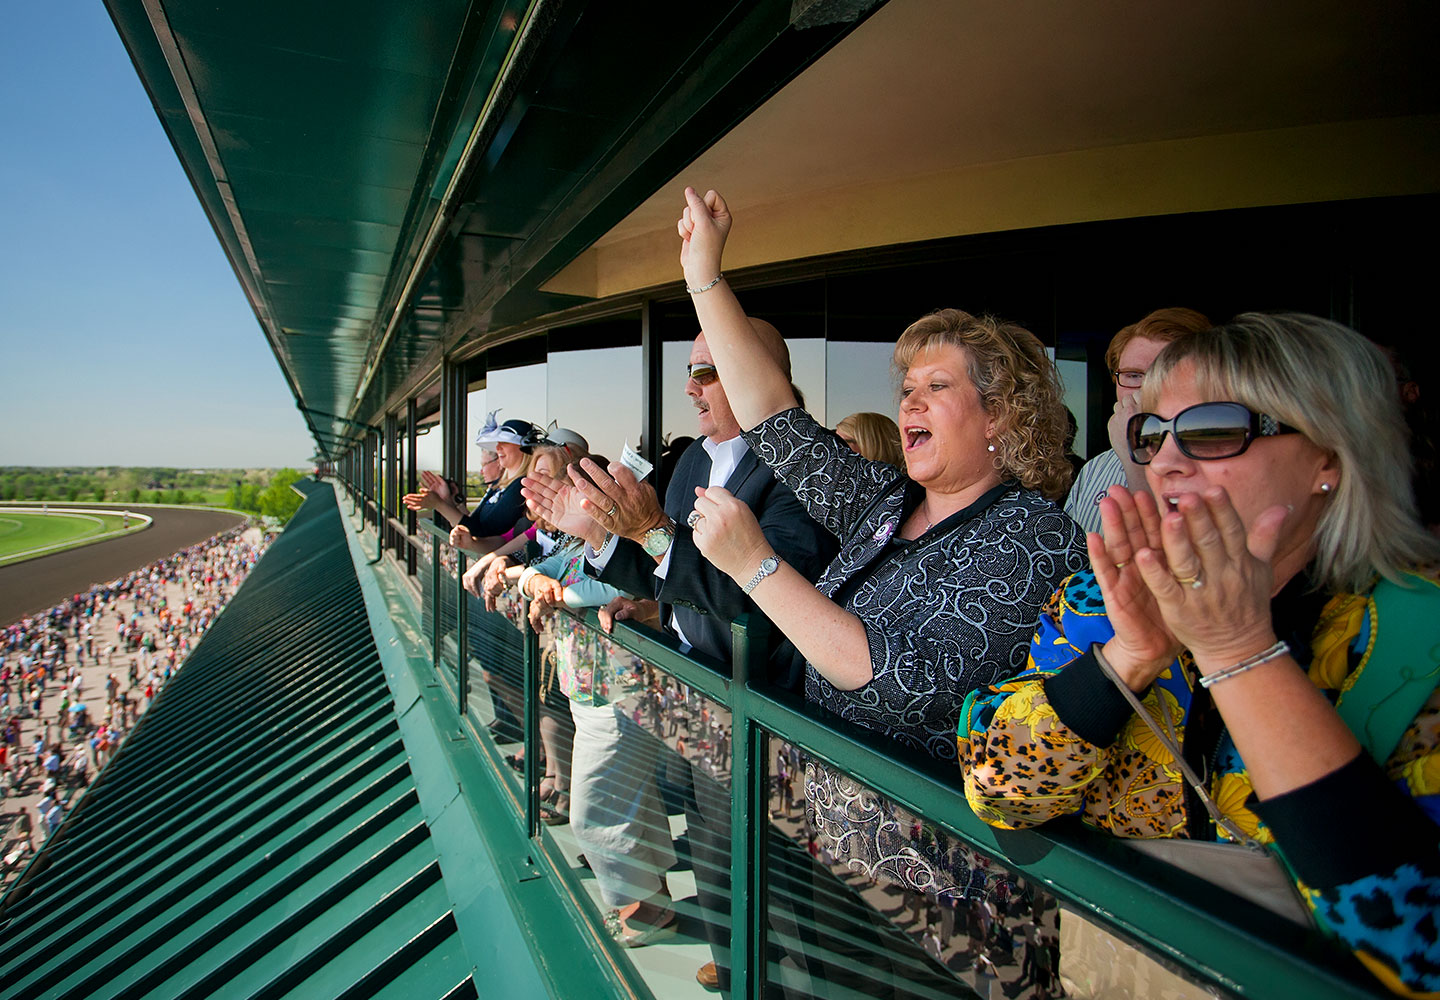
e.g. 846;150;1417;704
1105;307;1211;372
893;309;1072;500
836;412;904;468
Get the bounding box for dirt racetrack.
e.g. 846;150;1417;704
0;505;247;624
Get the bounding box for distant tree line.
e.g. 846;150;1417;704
0;466;306;523
222;469;304;522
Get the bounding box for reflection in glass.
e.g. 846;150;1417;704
764;734;1065;1000
524;610;735;993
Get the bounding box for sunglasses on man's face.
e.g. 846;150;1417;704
686;362;720;386
1126;401;1300;464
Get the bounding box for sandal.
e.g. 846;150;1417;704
614;904;677;948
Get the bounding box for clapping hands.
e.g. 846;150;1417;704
1093;485;1287;688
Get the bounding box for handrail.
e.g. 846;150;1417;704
400;515;1374;998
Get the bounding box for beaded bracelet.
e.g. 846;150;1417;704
1196;640;1290;689
685;273;724;295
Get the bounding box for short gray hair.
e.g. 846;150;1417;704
1145;312;1439;593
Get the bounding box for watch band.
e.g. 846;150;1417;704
743;555;780;595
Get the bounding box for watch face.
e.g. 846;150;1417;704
642;526;673;556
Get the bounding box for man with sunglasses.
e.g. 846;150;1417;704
574;322;834;688
549;321;835;992
1065;307;1210;534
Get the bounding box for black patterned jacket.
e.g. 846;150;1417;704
744;407;1088;763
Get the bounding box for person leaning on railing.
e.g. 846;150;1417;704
673;187;1088;892
465;427;591;601
959;313;1440;997
403;411;537;554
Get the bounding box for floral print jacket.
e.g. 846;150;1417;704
959;569;1440;997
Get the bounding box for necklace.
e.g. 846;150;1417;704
919;497;936;534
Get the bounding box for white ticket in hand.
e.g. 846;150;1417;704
620;441;654;481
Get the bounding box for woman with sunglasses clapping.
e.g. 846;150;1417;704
960;313;1440;997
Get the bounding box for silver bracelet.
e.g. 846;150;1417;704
1196;640;1290;688
685;273;723;295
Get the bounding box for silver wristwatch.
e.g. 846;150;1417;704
641;522;675;557
742;555;780;595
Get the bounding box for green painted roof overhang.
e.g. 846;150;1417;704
103;0;886;457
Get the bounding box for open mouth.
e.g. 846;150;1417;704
904;427;931;450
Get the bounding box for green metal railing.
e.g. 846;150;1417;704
388;511;1377;1000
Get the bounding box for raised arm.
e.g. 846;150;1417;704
678;187;796;429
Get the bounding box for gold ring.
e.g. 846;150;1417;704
1174;573;1203;589
607;504;618;518
1114;561;1129;571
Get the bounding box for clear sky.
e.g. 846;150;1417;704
0;3;317;469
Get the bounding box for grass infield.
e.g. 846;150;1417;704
0;509;150;568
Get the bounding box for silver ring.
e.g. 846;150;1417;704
686;510;703;529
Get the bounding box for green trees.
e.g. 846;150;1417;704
93;486;106;502
258;469;304;523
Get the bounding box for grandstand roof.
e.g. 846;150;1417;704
102;0;876;458
103;0;1439;459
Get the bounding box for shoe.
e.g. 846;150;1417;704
696;961;720;990
505;753;525;773
616;905;677;948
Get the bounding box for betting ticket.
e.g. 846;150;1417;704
619;441;654;481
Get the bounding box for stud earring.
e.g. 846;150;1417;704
1320;482;1332;493
986;443;996;453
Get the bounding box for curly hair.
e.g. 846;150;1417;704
893;309;1072;500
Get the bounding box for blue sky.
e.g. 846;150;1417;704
0;4;317;468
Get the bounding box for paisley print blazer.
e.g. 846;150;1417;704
744;408;1086;895
745;407;1087;760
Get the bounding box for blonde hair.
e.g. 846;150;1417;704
893;309;1072;500
1145;312;1440;593
495;446;534;488
836;412;904;468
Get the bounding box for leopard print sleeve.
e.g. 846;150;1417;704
958;579;1112;829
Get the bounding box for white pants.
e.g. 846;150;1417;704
568;700;676;907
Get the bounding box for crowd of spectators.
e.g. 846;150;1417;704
0;527;267;881
398;186;1440;997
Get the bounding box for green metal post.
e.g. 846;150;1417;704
456;549;469;714
373;430;383;562
523;598;541;839
431;543;442;673
729;614;770;1000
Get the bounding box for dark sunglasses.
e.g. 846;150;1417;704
686;362;719;386
1127;402;1300;464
